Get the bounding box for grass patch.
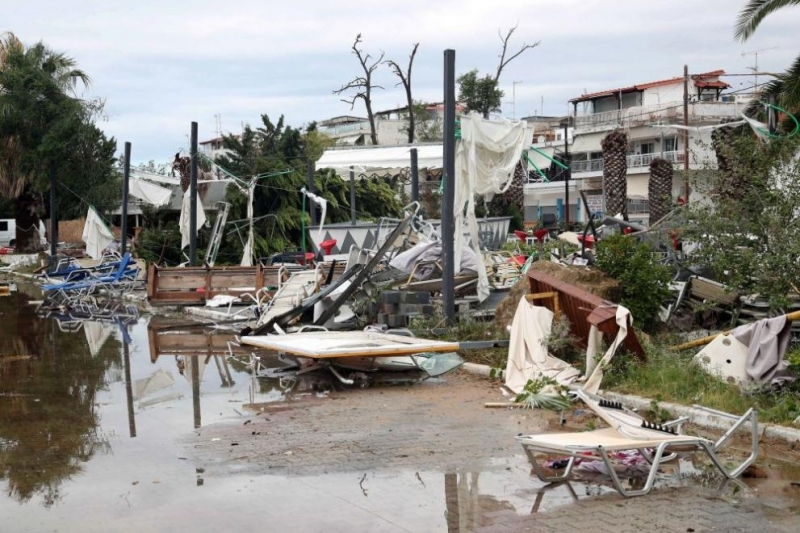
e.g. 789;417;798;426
604;339;800;426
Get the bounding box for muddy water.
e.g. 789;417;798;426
1;286;799;532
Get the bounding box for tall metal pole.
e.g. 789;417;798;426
121;142;131;254
349;166;357;225
410;148;419;204
563;123;570;226
442;49;456;325
307;161;316;226
189;122;198;266
49;161;57;269
191;355;201;429
683;65;690;202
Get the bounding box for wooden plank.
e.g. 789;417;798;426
147;263;157;299
156;273;208;290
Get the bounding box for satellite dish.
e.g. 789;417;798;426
537;135;546;143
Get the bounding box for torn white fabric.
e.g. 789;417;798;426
301;187;327;239
82;206;115;259
129;177;173;207
504;299;582;394
455;113;528;301
241;182;255;266
84;321;114;357
179;190;207;250
581;305;631;394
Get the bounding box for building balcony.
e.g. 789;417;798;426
574;100;746;132
318;121;370;138
571;150;686;174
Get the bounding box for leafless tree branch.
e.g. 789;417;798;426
385;43;419;143
494;23;540;83
332;34;384;144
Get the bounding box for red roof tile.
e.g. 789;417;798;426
569;70;728;103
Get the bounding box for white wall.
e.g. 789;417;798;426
642;83;684;106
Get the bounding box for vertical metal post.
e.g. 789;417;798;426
683;65;690;202
49;161;57;268
121;142;131;254
563;123;570;226
349;166;357;225
442;49;456;324
410;148;419;204
189;122;198;266
307;161;316;226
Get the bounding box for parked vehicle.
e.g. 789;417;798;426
0;219;15;248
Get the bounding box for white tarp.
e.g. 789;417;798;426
455;113;528;301
301;187;327;239
179;190;207;249
240;182;255;266
82;206;115;259
317;144;444;172
504;299;582;394
129;177;173;207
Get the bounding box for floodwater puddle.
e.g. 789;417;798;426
2;285;799;531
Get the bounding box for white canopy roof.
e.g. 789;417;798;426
317;144;444;174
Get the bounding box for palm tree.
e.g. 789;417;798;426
0;33;90;251
736;1;800;114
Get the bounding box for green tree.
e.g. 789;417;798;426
594;234;672;333
0;33;117;251
736;1;800;113
457;69;504;119
685;134;800;309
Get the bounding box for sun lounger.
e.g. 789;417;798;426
42;252;138;303
517;390;758;497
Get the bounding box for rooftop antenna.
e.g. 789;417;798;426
741;47;778;95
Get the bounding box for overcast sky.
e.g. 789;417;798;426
5;0;800;163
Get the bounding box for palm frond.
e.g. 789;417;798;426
735;0;800;41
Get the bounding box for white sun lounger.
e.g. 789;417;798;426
517;390;759;497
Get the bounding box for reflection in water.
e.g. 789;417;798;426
0;290;120;506
445;472;516;532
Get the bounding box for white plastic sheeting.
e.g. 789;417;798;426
301;187;327;239
129;177;173;207
455;113;528;301
317;144;444;172
240;182;255;266
504;299;582;394
82;206;115;259
179;190;207;250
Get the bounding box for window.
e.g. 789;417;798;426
664;137;677;153
0;221;7;232
639;142;654;155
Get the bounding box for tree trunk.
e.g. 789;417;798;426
365;97;379;145
15;184;43;253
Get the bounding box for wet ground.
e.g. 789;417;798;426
1;285;799;532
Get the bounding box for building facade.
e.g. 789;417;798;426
524;70;748;227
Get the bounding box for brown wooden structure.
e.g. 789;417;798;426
147;262;346;305
527;269;646;360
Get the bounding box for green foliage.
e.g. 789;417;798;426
603;340;800;425
594;234;672;332
457;69;504;118
0;33;118;250
210;114;402;263
685;135;800;309
407;100;443;142
514;376;572;411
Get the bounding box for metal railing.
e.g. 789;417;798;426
574;101;743;130
571;150;686;173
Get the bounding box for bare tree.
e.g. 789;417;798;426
494;23;540;83
333;34;384;145
385;43;419;144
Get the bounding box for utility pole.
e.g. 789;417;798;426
683;65;690;202
189;122;198;266
121;142;131;255
442;49;456;325
49;162;57;269
563;123;570;225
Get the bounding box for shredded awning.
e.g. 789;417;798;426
317;144;444;173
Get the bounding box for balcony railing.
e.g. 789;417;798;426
571;150;686;173
574;100;745;130
318;121;370;137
